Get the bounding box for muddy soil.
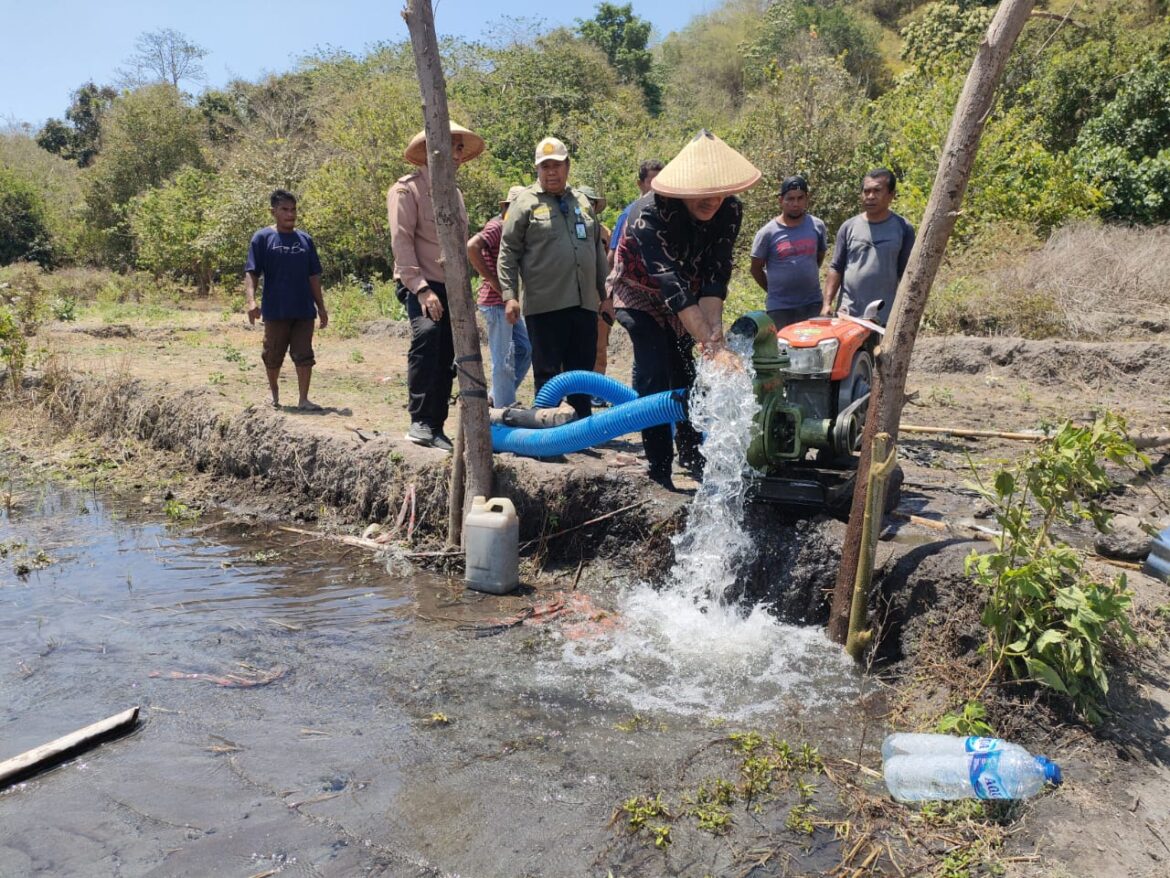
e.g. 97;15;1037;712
1;308;1169;876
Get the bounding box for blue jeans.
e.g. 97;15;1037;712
479;304;532;407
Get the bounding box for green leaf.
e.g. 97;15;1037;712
1026;657;1069;694
1034;629;1066;651
994;471;1015;497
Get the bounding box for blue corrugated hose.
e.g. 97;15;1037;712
492;389;687;457
532;370;639;408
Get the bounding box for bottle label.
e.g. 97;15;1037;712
965;736;1003;753
970;752;1007;799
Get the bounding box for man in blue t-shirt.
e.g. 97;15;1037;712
749;175;828;330
244;189;329;411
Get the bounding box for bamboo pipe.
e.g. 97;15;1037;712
846;433;897;662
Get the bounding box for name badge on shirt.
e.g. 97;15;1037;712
533;205;551;220
575;222;587;240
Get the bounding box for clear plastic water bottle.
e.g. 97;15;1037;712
884;750;1062;801
881;732;1027;763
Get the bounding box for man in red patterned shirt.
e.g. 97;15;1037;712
466;186;532;408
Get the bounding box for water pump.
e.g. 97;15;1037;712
729;310;878;507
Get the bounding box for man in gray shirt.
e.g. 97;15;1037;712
822;168;915;325
750;175;827;330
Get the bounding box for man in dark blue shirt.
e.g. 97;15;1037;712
244;189;329;411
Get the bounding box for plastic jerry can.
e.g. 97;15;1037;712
464;496;519;594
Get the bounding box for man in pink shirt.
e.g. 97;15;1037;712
388;122;485;451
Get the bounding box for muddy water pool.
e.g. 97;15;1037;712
1;474;872;877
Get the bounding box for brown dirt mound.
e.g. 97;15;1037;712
912;337;1170;387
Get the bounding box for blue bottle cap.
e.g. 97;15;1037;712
1038;756;1062;785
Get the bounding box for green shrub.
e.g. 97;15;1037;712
0;167;55;268
327;280;369;340
966;414;1145;722
50;295;78;322
130;167;223;293
0;263;46;391
370;279;406;321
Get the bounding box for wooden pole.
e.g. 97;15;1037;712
827;0;1037;644
402;0;493;541
1;706;139;788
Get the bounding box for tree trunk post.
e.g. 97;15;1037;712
827;0;1037;645
402;0;494;541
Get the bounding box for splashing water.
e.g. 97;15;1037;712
543;332;856;719
668;332;760;607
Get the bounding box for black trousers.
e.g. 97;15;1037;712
525;306;598;418
403;280;454;429
615;307;702;473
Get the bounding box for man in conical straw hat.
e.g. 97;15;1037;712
388;121;485;452
606;129;760;490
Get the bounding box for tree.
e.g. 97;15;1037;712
0;167;54;267
85;85;206;265
452;31;636;173
35;82;117;167
300;75;421;278
1073;57;1170;223
35;119;72;157
1;130;86;263
118;28;208;90
657;0;760;126
829;0;1039;646
870;71;1101;241
129;167;220;292
732;55;871;247
900;2;995;74
403;0;494;542
744;0;890;96
577;3;661;113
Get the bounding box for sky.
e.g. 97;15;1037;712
1;0;722;128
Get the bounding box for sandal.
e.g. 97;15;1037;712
296;401;325;412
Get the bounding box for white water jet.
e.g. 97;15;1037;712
667;332;760;609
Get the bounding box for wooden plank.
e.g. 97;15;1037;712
0;706;139;788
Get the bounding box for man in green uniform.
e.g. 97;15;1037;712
498;136;611;419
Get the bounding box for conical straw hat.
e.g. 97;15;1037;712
651;130;761;199
403;122;485;166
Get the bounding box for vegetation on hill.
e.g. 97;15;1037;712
2;1;1169;323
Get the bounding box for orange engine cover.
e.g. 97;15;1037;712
776;317;871;381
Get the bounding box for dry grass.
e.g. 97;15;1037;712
927;220;1170;339
1002;221;1170;337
